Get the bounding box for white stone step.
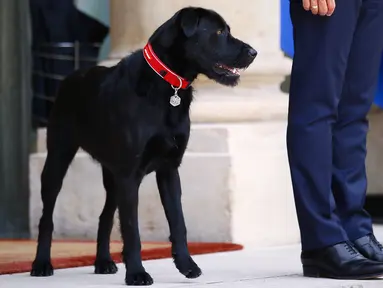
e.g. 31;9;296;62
2;226;383;287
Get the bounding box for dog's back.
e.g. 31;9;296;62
49;65;112;128
46;64;114;164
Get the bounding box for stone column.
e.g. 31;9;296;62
0;0;31;238
101;0;291;78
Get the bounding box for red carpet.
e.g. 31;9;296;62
0;239;243;275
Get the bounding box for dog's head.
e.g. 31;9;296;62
149;7;257;87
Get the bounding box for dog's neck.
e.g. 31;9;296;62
143;43;191;89
146;42;198;87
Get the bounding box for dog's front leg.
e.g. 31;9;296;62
115;175;153;286
156;168;202;279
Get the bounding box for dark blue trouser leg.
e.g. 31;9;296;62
287;0;363;251
332;0;383;241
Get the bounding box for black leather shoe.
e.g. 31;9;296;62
301;241;383;279
354;234;383;262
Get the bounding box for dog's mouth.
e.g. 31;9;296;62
213;64;244;77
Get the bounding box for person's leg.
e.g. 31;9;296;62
287;0;362;251
332;0;383;241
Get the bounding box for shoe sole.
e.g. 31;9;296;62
303;265;383;280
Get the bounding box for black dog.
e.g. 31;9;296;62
30;6;256;286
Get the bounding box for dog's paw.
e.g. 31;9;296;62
125;271;153;286
94;259;118;274
173;254;202;279
30;260;54;277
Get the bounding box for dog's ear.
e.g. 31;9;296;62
149;11;180;48
149;8;199;48
180;8;199;37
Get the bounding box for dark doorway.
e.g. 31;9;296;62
30;0;108;127
0;0;109;239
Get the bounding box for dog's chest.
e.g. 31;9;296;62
139;127;188;175
134;97;191;174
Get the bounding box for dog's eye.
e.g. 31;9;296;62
216;29;223;35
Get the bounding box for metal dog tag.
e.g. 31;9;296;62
170;78;182;107
170;93;181;107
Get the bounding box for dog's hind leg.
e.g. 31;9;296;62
94;165;118;274
30;121;79;277
156;168;202;279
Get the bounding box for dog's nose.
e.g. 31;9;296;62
248;48;257;58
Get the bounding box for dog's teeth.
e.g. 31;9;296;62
217;64;241;75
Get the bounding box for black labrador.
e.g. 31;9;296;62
31;6;257;286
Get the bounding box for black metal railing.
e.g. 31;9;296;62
32;41;102;127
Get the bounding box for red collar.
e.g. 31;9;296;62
143;43;191;89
